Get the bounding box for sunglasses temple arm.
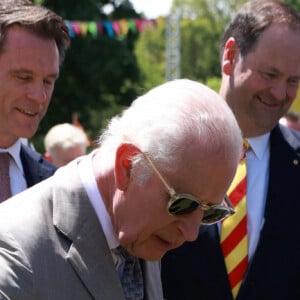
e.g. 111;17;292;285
141;152;176;196
225;196;235;211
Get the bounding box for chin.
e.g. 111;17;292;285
140;253;164;261
133;248;165;261
16;128;37;139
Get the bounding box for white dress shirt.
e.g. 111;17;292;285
0;139;27;196
246;133;270;262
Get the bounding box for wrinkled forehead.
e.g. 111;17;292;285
169;146;237;203
248;24;300;74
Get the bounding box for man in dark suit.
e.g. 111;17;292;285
161;1;300;300
0;0;70;201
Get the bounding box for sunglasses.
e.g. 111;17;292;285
142;152;235;225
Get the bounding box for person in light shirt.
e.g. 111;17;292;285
279;110;300;132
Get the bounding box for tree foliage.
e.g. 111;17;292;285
31;0;300;151
31;0;142;152
135;22;166;91
135;0;246;94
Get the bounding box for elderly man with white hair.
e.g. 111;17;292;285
0;79;242;300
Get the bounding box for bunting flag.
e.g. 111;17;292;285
65;17;164;39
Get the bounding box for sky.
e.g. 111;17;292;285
130;0;173;18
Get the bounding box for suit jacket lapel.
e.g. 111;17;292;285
199;225;232;294
264;125;300;222
66;225;124;300
52;161;124;300
20;144;56;187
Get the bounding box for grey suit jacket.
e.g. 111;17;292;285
0;160;163;300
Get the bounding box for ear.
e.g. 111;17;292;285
115;143;141;191
222;37;239;75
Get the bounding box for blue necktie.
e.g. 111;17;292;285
117;246;144;300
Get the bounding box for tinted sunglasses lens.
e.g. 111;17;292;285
168;197;199;215
202;207;232;225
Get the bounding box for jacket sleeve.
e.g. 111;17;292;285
0;231;33;300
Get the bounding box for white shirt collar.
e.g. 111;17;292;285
0;139;24;174
246;132;270;161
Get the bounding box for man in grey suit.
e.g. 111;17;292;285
0;0;70;201
0;79;243;299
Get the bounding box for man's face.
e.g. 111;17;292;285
0;25;59;147
222;23;300;137
112;149;236;261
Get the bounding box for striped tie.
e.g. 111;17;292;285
220;140;249;298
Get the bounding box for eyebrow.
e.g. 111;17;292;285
266;67;300;80
10;68;59;80
289;75;300;81
265;66;281;75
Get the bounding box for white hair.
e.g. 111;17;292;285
44;123;88;157
97;79;242;181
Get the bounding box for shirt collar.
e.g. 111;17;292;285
0;139;24;173
246;132;270;160
78;151;120;251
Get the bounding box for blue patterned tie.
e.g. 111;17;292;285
117;246;144;300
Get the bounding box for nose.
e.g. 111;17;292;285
269;81;287;101
176;210;203;242
27;81;47;104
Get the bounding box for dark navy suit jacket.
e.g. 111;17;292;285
161;125;300;300
20;144;57;188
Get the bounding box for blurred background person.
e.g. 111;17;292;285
279;109;300;131
44;123;89;167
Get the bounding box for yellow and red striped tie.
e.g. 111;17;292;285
220;140;249;299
